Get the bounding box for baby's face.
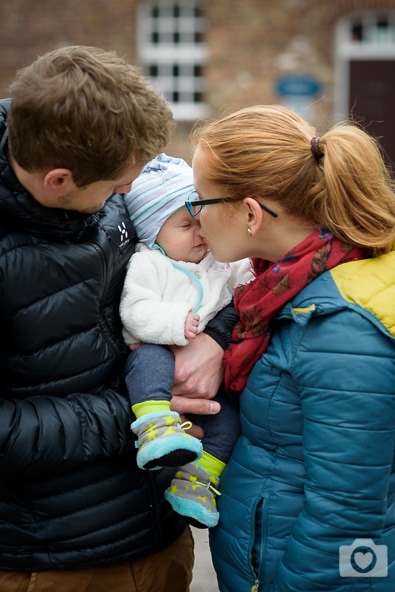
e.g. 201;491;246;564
155;206;209;263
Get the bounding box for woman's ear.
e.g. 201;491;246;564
243;197;263;236
43;168;74;191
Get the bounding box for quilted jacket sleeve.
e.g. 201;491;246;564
272;308;395;591
0;386;133;479
204;302;239;351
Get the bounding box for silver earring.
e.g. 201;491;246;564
247;227;252;236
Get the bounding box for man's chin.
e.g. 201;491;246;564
79;203;105;214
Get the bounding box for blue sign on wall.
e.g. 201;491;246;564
276;74;322;97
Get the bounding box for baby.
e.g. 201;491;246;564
120;153;253;527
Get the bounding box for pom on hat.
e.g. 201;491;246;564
124;153;196;248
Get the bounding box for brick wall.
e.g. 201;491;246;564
0;0;139;94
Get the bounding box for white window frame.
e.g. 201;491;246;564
137;0;209;121
334;11;395;122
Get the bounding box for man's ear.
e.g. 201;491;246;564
43;169;74;191
243;197;263;236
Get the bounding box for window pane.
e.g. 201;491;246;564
349;13;395;43
351;21;363;41
138;0;209;120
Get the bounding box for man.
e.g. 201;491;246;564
0;45;232;592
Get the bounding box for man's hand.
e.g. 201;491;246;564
170;333;223;434
171;332;224;398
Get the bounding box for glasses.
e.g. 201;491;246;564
185;193;278;218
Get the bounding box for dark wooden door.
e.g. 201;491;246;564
349;60;395;173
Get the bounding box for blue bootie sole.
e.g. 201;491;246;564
137;434;203;470
165;490;219;529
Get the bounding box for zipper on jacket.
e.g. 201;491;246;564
92;242;108;290
92;241;120;354
249;496;264;592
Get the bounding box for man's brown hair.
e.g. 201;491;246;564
8;45;175;186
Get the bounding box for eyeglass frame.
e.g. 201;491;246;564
185;193;278;218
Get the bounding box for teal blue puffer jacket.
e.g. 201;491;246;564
211;254;395;591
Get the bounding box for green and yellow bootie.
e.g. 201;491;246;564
131;403;203;470
164;454;224;528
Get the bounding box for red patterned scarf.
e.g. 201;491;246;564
223;228;368;393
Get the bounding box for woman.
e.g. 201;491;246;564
187;105;395;591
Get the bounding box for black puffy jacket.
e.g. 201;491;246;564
0;98;194;570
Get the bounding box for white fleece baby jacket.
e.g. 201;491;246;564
120;243;253;346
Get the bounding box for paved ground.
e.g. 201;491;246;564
190;527;219;592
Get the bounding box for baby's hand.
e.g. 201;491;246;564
184;311;200;340
129;342;143;351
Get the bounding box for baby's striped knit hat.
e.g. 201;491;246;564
124;153;195;248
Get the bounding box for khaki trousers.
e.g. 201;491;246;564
0;527;194;592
